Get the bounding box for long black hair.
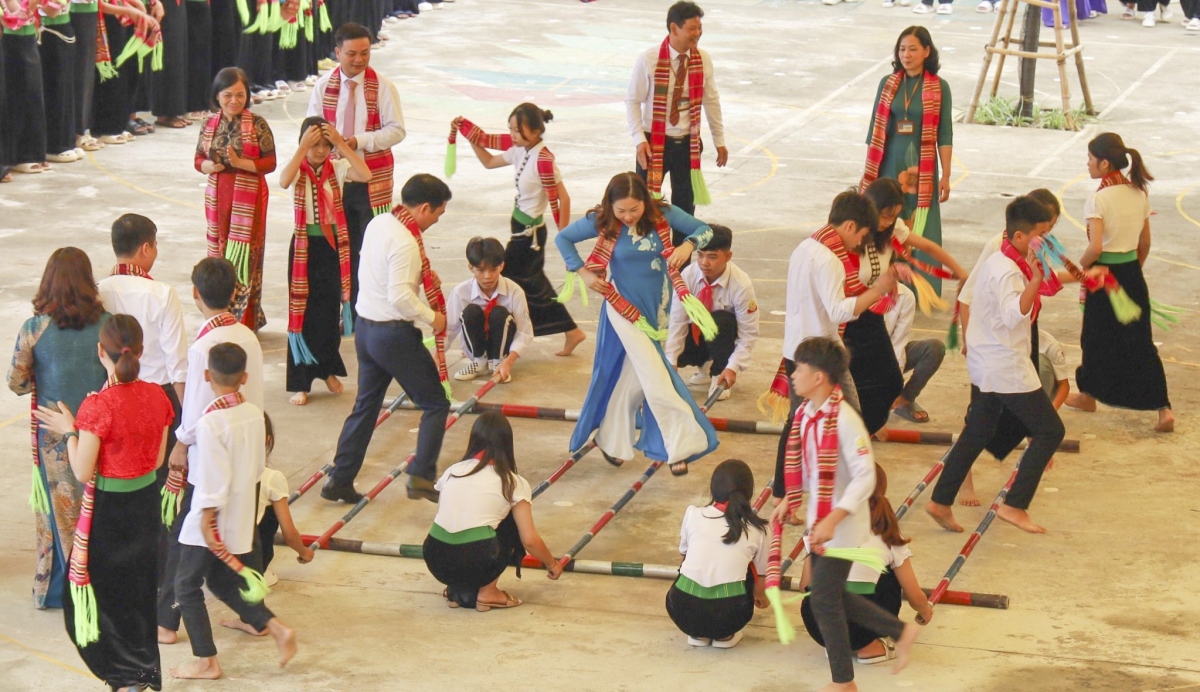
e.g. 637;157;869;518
892;26;940;76
455;411;518;502
862;178;906;252
1089;132;1154;193
710;459;767;545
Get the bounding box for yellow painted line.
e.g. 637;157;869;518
86;152;202;211
1176;182;1200;230
717;136;779;198
0;413;27;430
1055;172;1088;232
1162;146;1200;157
1058;175;1199;269
950;153;969;189
0;632;95;679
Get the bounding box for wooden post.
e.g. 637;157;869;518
1017;3;1041;120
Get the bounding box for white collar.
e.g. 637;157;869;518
701;264;731;289
803;392;837;418
470;278;507;302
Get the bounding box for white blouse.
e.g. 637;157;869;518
433;459;533;533
502;143;561;220
678;505;769;588
1084;185;1150;254
858;219;911;287
848;533;913;585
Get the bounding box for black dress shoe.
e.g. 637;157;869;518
600;449;625;467
320;481;363;504
406;475;439;503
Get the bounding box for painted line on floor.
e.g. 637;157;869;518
0;632;94;679
1028;47;1180;178
85;152;202;211
0;413;27;430
716;136;779;198
1055;172;1088;231
1176;183;1200;230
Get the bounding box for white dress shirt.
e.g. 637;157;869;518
957;232;1004;307
625;44;725;149
965;252;1041;394
257;467;289;524
355;213;437;325
444;277;534;357
176;322;264;456
798;395;876;550
501;142;561;220
783;238;858;360
307;69;406;154
678;504;768;588
664;262;760;373
884;284;917;370
432;458;533;533
1084;185;1151;253
97;274;188;386
180;401;266;555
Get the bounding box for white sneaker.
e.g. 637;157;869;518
687;636;712;647
822;0;843;5
936;2;953;13
689;367;712;387
712;630;743;649
264;569;279;587
1143;11;1156;25
913;3;932;12
1159;5;1174;19
454;360;488;381
1188;17;1200;29
977;0;994;11
708;381;731;402
418;1;432;8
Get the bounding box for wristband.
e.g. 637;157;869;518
63;430;79;442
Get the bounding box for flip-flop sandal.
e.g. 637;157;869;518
156;116;191;128
669;461;689;477
125;121;152;136
893;402;929;424
855;637;897;665
135;117;157;133
600;449;624;468
12;163;46;174
475;591;521;612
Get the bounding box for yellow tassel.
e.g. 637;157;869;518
910;273;948;317
756;390;790;426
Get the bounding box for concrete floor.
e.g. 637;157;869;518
3;0;1200;689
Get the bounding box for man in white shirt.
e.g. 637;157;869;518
884;284;946;423
446;237;534;384
926;197;1065;535
324;174;452;505
307;22;406;315
626;1;726;222
664;225;759;403
97;214;188;460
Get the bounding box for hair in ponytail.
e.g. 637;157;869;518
869;463;910;547
509;102;553;137
457;411;518;502
1088;132;1154;193
99;314;144;383
709;459;767;545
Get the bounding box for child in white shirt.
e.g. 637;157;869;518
445;237;534;384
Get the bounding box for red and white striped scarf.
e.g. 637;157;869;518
1000;239;1042;323
452;118;564;228
322;67;394;215
391;206;449;388
861;72;942;218
813;225;886;333
289;157;351;334
201;111;263;286
111;263;152;280
648;37;707;204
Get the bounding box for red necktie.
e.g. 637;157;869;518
482;295;499;339
691;280;714;343
668;54;687;127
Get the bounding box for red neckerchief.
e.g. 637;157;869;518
112;264;153;280
203;391;245;416
1098;170;1131;191
691;277;715;343
1000;239;1041;322
198;312;237;339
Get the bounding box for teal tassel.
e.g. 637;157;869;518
681;294;719;341
690;168;712;206
238;567;271;604
70;583;101;646
342;303;354;336
289;333;319;365
29;465;50;516
444;141;457;178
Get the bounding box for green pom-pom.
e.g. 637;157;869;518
690;168;712;206
160;485;182;527
765;586;796;645
29;465;50;516
910;207;929;238
444;141;457;178
1108;287;1142;324
238;566;271;604
70;582;101;646
634;317;668;342
442;380;453;402
681;294;719;341
945;319;959;351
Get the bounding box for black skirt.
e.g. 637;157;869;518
151;0;187;118
801;569;903;652
63;482;162;691
843;310;903;436
1076;259;1170;411
664;569;755;641
287;233;348;392
422;513;525;609
504;216;577;337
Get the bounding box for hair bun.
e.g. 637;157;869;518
542;109;554;123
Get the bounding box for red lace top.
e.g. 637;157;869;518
75;381;176;479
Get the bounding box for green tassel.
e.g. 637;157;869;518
268;2;283;31
444;141;457;178
70;583;101;646
556;273;576;304
634;317;668;342
945;319;959;351
29;465;50;516
244;3;269;33
690;168;712;206
237;566;271;604
160;486;182;527
423;335;436;351
910;207;930;238
280;22;297;49
765;586;796;645
96;62;118;82
304;12;315;42
224;241;252;286
681;294;719;341
236;0;251;25
151;42;164;72
318;2;332;31
822;547;889;573
1149;300;1184;331
442;380;453;402
113;35;144;69
1108;287;1142;325
371;203;392;216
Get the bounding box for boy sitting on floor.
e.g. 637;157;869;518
446;237;535;384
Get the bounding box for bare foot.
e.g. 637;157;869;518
1156;408;1175;433
873;428;889;443
1046;456;1056;472
925;501;964;532
892;621;921;675
157;626;177;645
995;504;1046;534
556;328;586;357
817;682;857;691
1064;392;1096;412
170;657;221;680
267;619;297;668
325;375;344;394
220;618;267;636
289;391;308;406
957;472;980;507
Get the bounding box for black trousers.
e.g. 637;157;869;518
810;553;905;684
152;0;188;118
342;182;374;320
185;0;213;113
932;386;1065;510
802;569;904;652
461;304;517;361
636;132;698;221
176;544;274;658
3;31;47;165
675;309;738;374
1184;0;1199;18
39;22;77;156
331;318;450;484
257;506;280;572
70;9;98;137
157;483;193;630
155;385;183;586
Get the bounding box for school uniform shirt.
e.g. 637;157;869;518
306;71;406;154
858;219;910;287
957;232;1004;307
97;274;188;386
664;261;760;373
288;157;352;224
965;252;1041;394
783;237;858;360
502;142;561;221
176;322;264;459
1084;185;1151;252
355;213;436;325
884;284;917;369
625;44;725;149
432;458;533;533
444;277;534;357
848;533;913;585
257;467;289;524
1038;329;1069;381
677;504;769;588
798;394;876;550
180;401;267;555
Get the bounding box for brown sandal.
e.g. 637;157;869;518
669;461;689;477
442;587;459;608
475;591;522;612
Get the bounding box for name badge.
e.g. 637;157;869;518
678;98;690;111
897;119;916;135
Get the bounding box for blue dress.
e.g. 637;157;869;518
555;205;719;463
